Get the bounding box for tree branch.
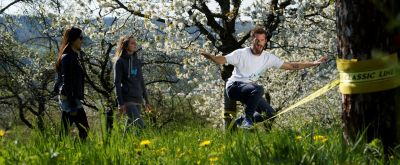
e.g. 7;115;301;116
146;79;179;85
112;0;166;23
143;60;182;66
0;0;24;14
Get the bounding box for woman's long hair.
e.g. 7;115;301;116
55;26;82;72
113;35;135;63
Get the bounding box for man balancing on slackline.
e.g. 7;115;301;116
200;27;328;129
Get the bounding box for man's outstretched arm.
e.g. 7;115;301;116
200;53;226;64
280;56;328;70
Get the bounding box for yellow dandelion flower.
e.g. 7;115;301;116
313;135;328;143
0;130;5;137
199;140;211;147
157;147;167;155
295;136;303;140
140;140;151;147
209;156;218;162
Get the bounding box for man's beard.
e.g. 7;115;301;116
252;44;264;55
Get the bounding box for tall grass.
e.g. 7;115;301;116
0;112;399;164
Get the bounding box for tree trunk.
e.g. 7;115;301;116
336;0;400;151
220;45;241;129
37;101;45;131
17;98;33;129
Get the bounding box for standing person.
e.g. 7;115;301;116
55;26;89;139
113;35;151;134
200;27;328;129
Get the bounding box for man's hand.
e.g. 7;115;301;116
200;52;213;60
312;56;329;65
280;56;329;70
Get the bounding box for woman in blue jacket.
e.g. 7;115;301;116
113;35;151;133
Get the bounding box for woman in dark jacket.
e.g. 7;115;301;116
113;35;151;133
55;26;89;139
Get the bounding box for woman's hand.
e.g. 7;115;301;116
145;104;153;113
118;104;127;115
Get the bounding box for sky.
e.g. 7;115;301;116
1;0;256;15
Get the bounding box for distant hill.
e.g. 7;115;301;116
1;15;254;43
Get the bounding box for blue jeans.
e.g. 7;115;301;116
125;102;145;131
59;97;83;113
58;96;89;139
226;81;276;120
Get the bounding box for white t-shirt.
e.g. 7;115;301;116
225;47;284;88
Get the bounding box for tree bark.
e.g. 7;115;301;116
336;0;400;151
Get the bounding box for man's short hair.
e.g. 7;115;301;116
251;27;268;40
